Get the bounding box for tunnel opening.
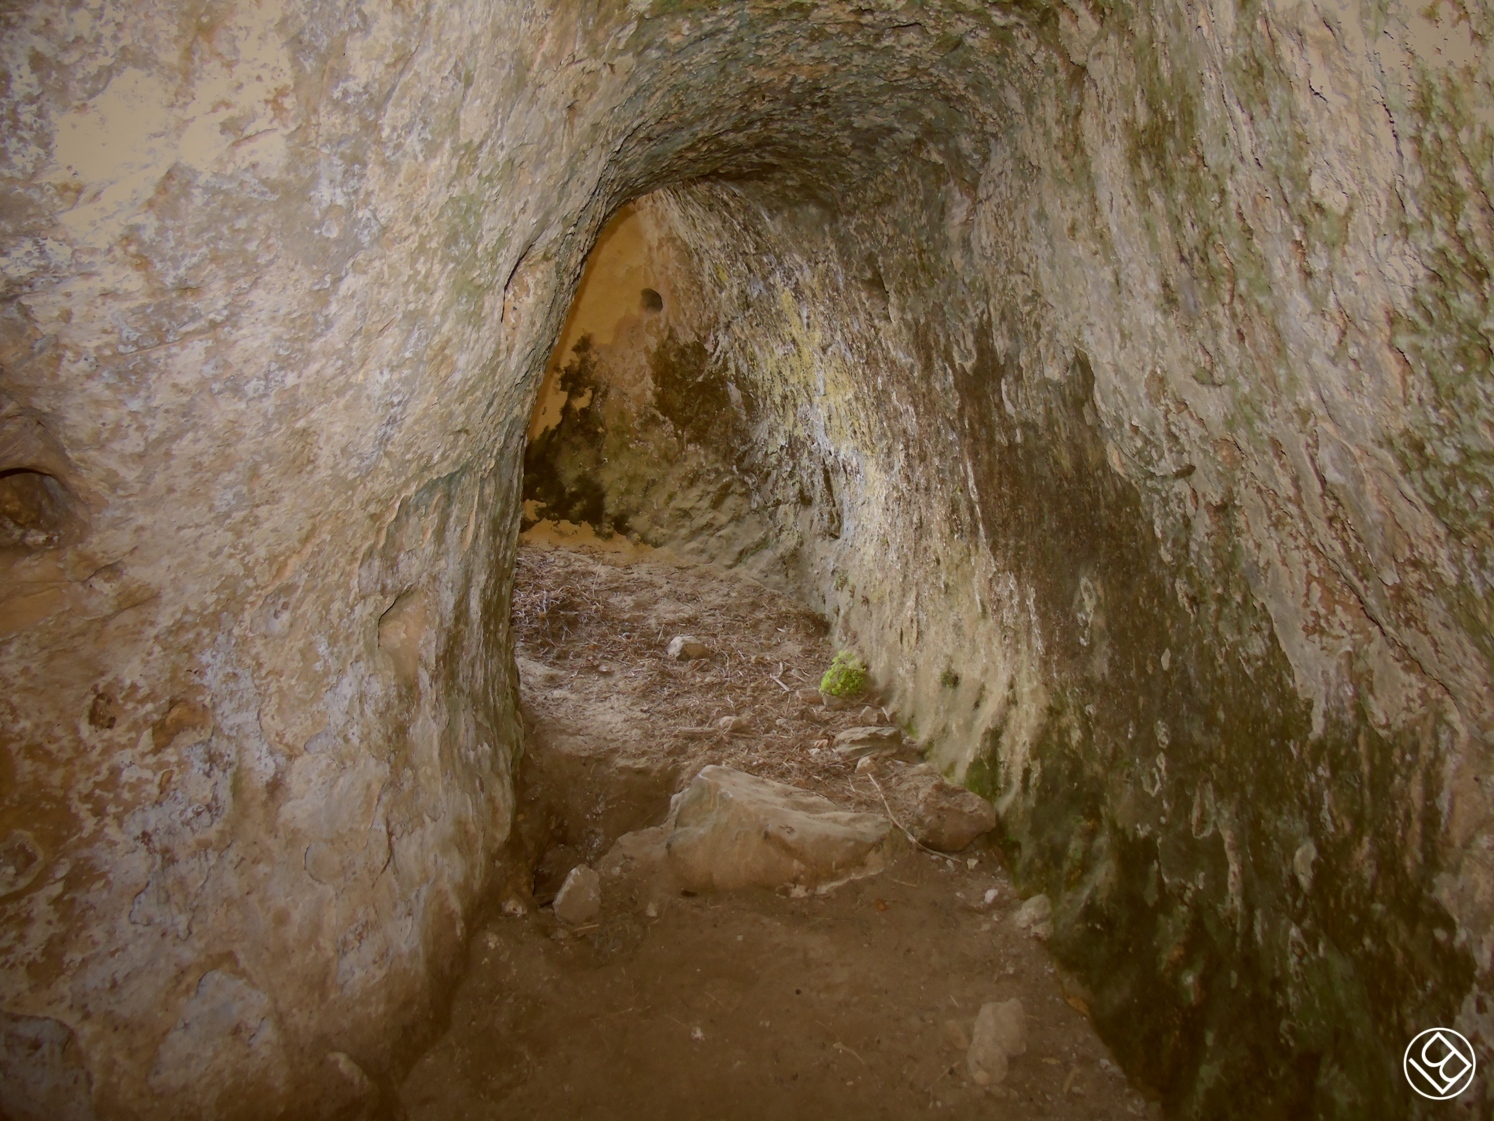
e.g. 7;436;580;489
433;192;1169;1116
485;132;1479;1114
512;192;846;898
411;192;1169;1118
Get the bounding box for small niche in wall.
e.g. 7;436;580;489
0;414;79;550
640;288;664;313
0;468;74;550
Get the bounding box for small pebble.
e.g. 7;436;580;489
667;635;712;660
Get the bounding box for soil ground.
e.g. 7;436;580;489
399;528;1161;1120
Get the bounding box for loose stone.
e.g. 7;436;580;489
664;766;894;892
888;765;997;852
553;866;603;926
966;998;1027;1086
832;725;905;759
1013;894;1053;941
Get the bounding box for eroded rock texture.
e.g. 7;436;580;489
3;0;1492;1118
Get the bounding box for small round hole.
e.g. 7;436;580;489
640;288;663;313
0;467;71;547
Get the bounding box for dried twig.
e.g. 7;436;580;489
865;772;944;857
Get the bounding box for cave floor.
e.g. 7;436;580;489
399;528;1160;1120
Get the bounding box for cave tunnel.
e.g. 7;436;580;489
1;1;1491;1119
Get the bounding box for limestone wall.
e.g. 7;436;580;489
3;0;1491;1117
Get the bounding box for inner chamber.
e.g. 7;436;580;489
523;196;795;582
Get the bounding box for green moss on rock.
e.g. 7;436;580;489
819;650;866;697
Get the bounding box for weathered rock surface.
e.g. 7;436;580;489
664;767;894;892
0;1013;94;1121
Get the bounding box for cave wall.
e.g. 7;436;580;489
3;0;1492;1117
0;1;571;1114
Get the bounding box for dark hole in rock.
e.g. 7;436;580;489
0;468;70;547
0;832;41;895
640;287;663;312
88;693;119;730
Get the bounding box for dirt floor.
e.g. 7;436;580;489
399;528;1161;1119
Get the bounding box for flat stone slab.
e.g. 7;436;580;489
664;766;894;892
832;725;905;759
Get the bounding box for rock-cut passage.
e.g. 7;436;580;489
1;2;1491;1120
401;536;1160;1119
